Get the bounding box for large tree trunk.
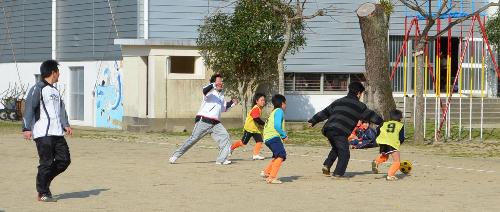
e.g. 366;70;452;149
414;41;426;144
357;3;396;120
277;19;292;95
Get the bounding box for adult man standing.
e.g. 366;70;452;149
308;82;383;179
23;60;72;202
169;73;238;165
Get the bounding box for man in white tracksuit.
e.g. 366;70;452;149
169;73;238;165
22;60;72;202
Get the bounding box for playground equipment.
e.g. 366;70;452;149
389;0;499;141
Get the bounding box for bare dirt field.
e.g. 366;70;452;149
1;125;500;212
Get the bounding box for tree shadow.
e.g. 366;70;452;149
284;94;317;121
345;170;376;177
279;175;302;182
54;188;109;200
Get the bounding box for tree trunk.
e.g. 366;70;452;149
414;41;426;144
277;19;292;95
357;3;396;120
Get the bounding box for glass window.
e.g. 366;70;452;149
324;74;349;91
350;73;366;82
284;73;295;91
170;56;195;74
295;73;321;91
70;67;84;120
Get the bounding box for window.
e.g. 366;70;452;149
170;56;195;74
285;73;366;93
70;67;84;120
324;74;348;91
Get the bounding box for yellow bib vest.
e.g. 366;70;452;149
243;105;262;133
263;108;285;141
376;120;404;150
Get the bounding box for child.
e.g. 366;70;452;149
260;94;288;184
371;109;405;181
349;120;377;149
230;93;266;160
169;73;237;165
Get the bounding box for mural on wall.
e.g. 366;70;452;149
95;61;123;129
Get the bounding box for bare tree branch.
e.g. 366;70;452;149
429;2;499;41
400;0;429;18
434;0;449;21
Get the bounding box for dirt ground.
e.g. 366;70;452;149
1;128;500;212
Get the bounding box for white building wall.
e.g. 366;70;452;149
1;60;120;128
285;94;345;121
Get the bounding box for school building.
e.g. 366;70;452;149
1;0;498;131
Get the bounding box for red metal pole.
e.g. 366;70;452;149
438;16;477;135
477;15;500;79
390;18;416;80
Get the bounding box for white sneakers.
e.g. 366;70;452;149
169;156;178;164
215;160;232;165
252;155;265;160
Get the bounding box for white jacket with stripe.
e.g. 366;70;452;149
22;80;70;139
196;83;235;121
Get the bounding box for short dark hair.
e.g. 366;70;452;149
271;94;286;109
389;109;403;121
348;81;365;96
253;93;266;105
210;73;222;83
40;60;59;78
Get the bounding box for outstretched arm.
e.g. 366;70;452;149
308;102;335;126
202;83;215;96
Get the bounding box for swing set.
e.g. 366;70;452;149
389;0;500;141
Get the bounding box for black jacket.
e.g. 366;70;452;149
308;94;383;137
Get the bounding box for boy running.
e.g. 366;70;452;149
260;94;288;184
230;93;266;160
372;109;405;181
169;73;238;165
23;60;72;202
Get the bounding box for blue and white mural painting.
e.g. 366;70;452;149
95;62;123;129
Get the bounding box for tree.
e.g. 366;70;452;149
399;0;499;144
356;1;397;119
486;8;500;48
264;0;325;94
197;0;306;118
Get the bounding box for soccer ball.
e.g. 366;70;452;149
399;160;413;174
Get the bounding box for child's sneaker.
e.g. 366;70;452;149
215;160;232;165
322;166;330;175
371;160;379;174
266;178;282;184
260;171;269;179
38;193;57;202
169;156;178;164
386;175;398;181
252;155;265;160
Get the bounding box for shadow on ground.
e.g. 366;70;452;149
54;188;109;200
280;175;302;182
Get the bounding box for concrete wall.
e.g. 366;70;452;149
285;94;346;121
1;60;120;127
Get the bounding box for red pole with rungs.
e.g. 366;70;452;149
390;18;416;80
438;16;477;137
477;15;500;79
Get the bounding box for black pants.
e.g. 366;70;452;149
241;130;263;145
34;136;71;195
323;132;350;176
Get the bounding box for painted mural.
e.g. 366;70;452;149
95;62;123;129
